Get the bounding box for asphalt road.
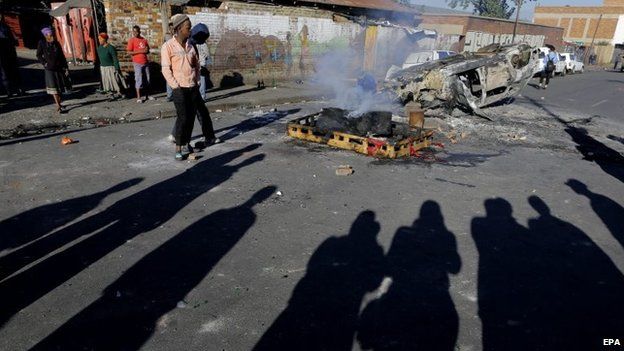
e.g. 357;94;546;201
519;69;624;123
1;73;623;350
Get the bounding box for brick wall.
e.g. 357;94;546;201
604;0;624;6
102;0;170;70
534;6;623;42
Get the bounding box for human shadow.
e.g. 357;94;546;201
0;178;142;257
525;96;624;183
218;108;301;142
0;144;264;327
357;201;461;351
204;86;265;102
472;197;624;351
253;211;385;351
567;179;624;250
565;125;624;183
30;186;275;351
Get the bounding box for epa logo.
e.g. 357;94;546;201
603;339;621;346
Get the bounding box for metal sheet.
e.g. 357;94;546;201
301;0;418;13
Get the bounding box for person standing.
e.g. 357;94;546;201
188;23;218;148
164;22;174;102
96;33;124;101
36;27;68;113
127;25;153;103
0;14;23;97
539;47;558;90
189;23;210;101
161;14;200;161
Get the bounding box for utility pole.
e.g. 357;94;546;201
586;13;602;65
511;0;523;43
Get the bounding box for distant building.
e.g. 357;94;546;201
534;0;624;63
418;6;563;53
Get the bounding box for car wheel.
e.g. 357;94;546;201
561;69;566;77
579;66;584;73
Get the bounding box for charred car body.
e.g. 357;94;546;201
383;43;539;116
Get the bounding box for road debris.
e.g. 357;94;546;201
336;165;354;176
61;136;76;145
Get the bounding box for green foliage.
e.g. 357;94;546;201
447;0;524;19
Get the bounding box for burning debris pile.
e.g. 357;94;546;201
383;43;539;116
315;108;410;140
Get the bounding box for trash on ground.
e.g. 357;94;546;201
336;165;354;176
61;136;76;145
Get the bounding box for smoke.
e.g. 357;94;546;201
310;24;438;117
312;48;398;117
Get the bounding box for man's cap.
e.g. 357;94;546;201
170;14;190;30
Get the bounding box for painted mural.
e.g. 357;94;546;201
188;11;362;80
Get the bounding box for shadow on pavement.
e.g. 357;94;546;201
472;197;624;350
357;201;461;351
30;186;275;351
0;144;265;327
254;211;385;351
217;108;301;142
0;178;143;271
567;179;624;251
526;96;624;183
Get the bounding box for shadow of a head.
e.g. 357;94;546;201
243;186;277;207
566;179;589;195
349;210;380;237
528;196;551;216
418;200;443;224
484;198;513;218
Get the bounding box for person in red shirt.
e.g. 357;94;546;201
126;25;153;103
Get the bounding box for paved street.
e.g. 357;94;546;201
1;70;624;350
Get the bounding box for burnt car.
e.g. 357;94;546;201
383;43;539;116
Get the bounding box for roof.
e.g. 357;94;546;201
409;4;471;15
290;0;419;13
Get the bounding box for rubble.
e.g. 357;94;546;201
336;165;354;176
384;43;539;116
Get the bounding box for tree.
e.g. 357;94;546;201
447;0;515;19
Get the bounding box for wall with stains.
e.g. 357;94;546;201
186;5;364;84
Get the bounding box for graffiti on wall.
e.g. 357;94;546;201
464;31;545;52
188;11;362;78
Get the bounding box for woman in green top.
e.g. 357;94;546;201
96;33;125;100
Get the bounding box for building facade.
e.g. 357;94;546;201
534;0;624;63
421;12;564;53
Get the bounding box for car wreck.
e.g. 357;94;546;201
383;43;539;117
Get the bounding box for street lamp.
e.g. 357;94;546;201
512;0;523;43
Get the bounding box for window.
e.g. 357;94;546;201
438;51;450;59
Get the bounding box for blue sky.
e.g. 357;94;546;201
410;0;603;21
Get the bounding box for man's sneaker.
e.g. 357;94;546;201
136;99;143;103
544;85;548;90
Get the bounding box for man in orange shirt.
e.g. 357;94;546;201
127;25;153;103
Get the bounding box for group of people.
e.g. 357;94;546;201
28;15;219;160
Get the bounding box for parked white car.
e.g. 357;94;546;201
401;50;458;69
560;53;584;74
533;47;566;77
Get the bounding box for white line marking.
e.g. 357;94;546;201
591;99;608;107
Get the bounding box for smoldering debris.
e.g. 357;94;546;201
316;108;393;136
